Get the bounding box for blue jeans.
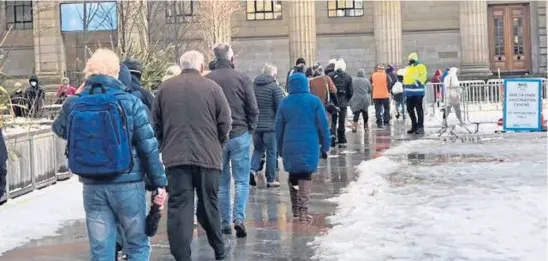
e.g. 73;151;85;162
83;182;149;261
220;132;251;226
251;131;277;183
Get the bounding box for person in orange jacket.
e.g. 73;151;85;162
370;64;392;128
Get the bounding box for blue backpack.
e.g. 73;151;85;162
66;83;133;179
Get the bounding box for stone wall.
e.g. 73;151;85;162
232;36;290;82
403;31;461;74
317;34;376;76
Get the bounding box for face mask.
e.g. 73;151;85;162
408;60;416;65
30;81;37;87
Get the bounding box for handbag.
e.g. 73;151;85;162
323;76;338;114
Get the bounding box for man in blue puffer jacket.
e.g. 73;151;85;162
52;49;167;261
275;73;330;224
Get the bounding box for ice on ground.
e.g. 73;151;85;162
0;177;85;256
311;133;547;261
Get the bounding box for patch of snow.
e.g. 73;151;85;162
0;177;85;255
311;133;547;261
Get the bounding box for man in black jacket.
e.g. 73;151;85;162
285;57;306;90
154;50;232;260
328;58;353;145
249;64;284;188
122;58;155;111
24;75;45;118
206;43;259;238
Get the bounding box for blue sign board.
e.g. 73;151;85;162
503;78;542;132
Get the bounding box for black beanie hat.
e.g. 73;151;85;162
296;57;306;66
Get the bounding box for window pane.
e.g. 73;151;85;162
256;0;264;11
265;12;273;19
346;0;354;8
337;9;344;17
256;12;264;19
274;12;282;19
274;2;281;12
337;0;346;9
328;1;336;10
346;9;354;16
23;5;32;22
15;6;24;21
355;0;363;9
512;17;523;55
247;13;255;20
355;9;363;16
183;1;192;15
60;3;84;31
328;10;336;17
494;18;504;56
246;1;255;12
6;7;14;23
87;2;117;31
264;1;272;11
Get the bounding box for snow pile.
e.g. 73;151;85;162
0;177;85;255
311;133;547;261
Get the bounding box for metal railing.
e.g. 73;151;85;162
425;77;547;134
0;128;71;202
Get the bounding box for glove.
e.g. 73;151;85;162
414;80;421;87
321;151;328;159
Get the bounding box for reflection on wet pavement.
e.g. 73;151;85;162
0;124;414;261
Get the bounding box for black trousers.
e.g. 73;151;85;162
406;96;424;129
167;165;224;261
331;106;347;142
289;173;312;186
373;99;390;125
352;109;368;124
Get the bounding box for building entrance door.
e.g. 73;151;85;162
488;4;531;74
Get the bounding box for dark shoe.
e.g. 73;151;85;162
234;219;247;238
414;128;425;135
338;137;347;144
407;128;417;134
396;113;400;119
330;136;336;147
249;171;256;186
222;225;232;235
215;240;232;260
377;124;383;128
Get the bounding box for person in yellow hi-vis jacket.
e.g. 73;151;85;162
403;52;428;134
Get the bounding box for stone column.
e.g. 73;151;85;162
459;0;492;77
33;1;66;79
288;0;316;66
373;0;402;66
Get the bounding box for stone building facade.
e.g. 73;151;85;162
0;0;546;86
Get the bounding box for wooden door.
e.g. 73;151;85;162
488;4;531;74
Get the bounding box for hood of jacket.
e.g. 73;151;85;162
357;69;366;78
254;74;276;86
447;67;459;77
408;52;419;62
28;75;39;86
334;59;346;72
434;69;442;77
288;73;310;95
85;74;127;93
118;63;132;88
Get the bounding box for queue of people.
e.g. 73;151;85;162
47;45;436;261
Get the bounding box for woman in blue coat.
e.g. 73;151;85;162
275;73;330;224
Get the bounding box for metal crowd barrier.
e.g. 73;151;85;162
425;78;547;136
0;128;71;203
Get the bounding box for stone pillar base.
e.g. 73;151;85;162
459;63;492;79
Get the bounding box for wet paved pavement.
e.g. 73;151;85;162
0;123;417;261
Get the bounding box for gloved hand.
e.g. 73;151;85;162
415;80;421;87
321;151;328;159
